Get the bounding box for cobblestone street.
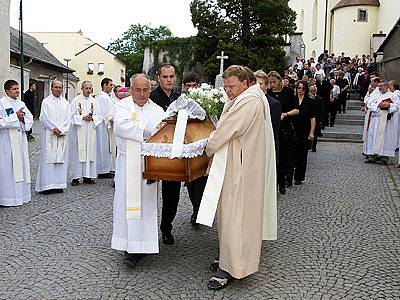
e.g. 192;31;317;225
1;123;399;299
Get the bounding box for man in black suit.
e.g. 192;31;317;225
150;64;180;245
23;82;36;140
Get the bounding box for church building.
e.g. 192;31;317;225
288;0;399;59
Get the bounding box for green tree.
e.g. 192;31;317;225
108;24;173;80
190;0;296;79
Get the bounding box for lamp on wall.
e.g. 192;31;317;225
64;58;71;100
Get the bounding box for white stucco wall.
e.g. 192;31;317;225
332;6;379;57
288;0;399;59
0;0;11;95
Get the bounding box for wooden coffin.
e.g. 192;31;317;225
143;118;215;182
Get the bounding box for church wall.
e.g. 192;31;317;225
288;0;398;60
73;45;126;96
376;0;399;35
0;0;11;95
332;6;379;57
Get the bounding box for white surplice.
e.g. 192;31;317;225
0;96;33;206
69;94;103;179
111;97;164;253
365;91;400;157
362;87;380;154
35;94;72;192
95;91;114;174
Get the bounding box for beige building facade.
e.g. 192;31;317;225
288;0;399;59
28;31;126;95
0;0;11;95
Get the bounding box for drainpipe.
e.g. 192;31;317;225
324;0;328;52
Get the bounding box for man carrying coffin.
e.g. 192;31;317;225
96;78;115;178
364;81;400;164
35;81;71;194
111;74;164;266
0;80;33;206
69;81;103;186
197;65;277;290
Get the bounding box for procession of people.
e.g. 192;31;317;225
1;53;400;291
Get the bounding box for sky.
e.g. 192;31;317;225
9;0;198;47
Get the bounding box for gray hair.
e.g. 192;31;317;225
130;73;150;87
51;80;63;88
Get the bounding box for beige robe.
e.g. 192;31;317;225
206;85;274;279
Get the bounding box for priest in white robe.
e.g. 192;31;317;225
96;78;116;178
35;81;71;194
69;81;103;185
365;81;400;163
0;80;33;206
111;74;164;266
362;77;381;155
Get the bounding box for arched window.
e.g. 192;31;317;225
311;50;317;59
299;9;305;32
312;0;318;39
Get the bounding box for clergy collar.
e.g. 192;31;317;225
99;91;110;96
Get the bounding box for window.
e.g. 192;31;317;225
87;63;94;75
312;0;318;40
98;63;105;75
357;9;368;22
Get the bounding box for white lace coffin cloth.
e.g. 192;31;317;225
141;138;208;158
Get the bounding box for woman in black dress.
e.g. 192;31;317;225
267;71;299;195
291;81;316;185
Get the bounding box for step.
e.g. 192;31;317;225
335;119;364;126
322;131;363;140
336;113;365;121
319;137;363;143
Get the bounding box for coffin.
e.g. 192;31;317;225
143;118;215;182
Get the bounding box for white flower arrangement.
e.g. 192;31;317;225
186;85;228;126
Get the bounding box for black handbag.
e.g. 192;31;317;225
280;120;297;142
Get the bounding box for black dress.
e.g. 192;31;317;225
267;87;298;189
291;96;316;182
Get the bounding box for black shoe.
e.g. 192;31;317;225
285;181;292;188
98;173;114;179
124;252;146;267
54;189;64;193
112;182;115;188
39;190;53;195
71;179;80;186
279;186;286;195
162;232;174;245
83;178;96;184
27;135;35;140
208;268;233;291
294;180;302;185
311;148;317;152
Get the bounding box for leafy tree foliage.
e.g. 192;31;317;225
108;24;173;79
190;0;296;78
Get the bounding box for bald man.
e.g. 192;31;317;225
69;81;103;185
35;81;72;194
111;74;164;266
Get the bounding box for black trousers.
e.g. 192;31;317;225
160;180;181;233
186;176;208;222
278;139;295;188
293;136;310;182
328;101;337;126
338;93;347;113
322;98;330;127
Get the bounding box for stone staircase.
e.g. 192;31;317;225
319;99;364;143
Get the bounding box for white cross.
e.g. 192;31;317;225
217;51;228;75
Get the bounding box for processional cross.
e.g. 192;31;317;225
217;51;229;74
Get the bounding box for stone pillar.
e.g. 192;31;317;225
0;0;11;95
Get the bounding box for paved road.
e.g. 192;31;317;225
1;123;399;299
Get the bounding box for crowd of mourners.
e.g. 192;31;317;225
253;51;400;195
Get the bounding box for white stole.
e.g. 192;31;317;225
2;97;31;183
196;88;277;240
46;132;66;163
372;108;389;155
125;100;142;219
76;95;96;162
